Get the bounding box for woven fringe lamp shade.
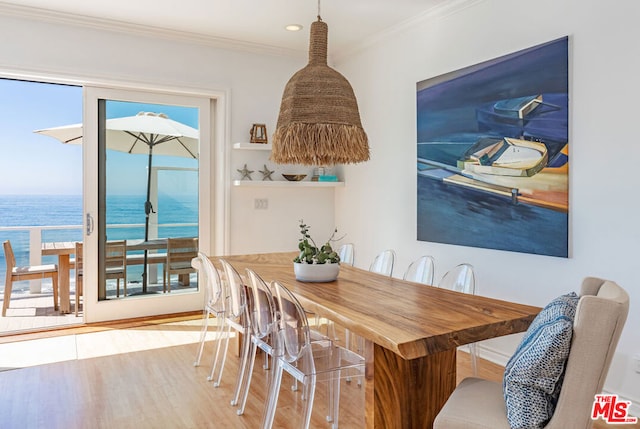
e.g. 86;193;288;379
270;18;370;166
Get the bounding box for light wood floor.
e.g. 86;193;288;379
0;315;635;429
0;281;196;336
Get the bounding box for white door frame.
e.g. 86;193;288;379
83;85;228;323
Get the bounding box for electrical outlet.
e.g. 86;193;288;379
254;198;268;210
634;354;640;374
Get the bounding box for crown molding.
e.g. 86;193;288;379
332;0;486;64
0;2;306;59
0;1;484;66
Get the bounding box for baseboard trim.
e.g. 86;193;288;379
475;343;511;367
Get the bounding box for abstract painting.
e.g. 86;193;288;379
416;37;569;257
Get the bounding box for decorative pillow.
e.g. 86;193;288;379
503;292;579;429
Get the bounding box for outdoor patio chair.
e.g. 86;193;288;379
2;240;59;317
164;237;198;292
74;241;83;316
105;240;127;297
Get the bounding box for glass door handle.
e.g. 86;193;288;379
86;213;94;236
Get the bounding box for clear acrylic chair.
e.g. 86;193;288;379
210;259;249;395
369;249;396;276
235;268;331;414
403;255;435;285
262;281;364;429
438;263;478;375
191;253;226;373
310;244;354;340
337;243;354;266
235;268;277;416
345;249;396;384
345;248;396;379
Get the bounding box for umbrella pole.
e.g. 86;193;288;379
142;146;154;293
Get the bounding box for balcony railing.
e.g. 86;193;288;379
0;223;198;293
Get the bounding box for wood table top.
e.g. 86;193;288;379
218;252;541;360
41;239;172;254
41;241;76;255
126;238;168;251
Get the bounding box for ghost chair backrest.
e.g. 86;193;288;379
338;243;355;266
438;263;476;295
369;249;396;277
403;255;435;285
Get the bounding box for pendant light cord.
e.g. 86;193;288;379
317;0;322;21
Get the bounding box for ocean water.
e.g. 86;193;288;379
0;194;198;287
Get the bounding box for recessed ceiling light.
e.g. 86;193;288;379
285;24;303;32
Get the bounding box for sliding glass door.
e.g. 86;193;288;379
83;87;212;323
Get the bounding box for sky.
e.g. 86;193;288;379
0;78;199;196
0;79;82;195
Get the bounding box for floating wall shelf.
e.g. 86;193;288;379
232;142;343;186
233;180;344;188
233;142;272;151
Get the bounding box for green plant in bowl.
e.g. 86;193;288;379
294;220;340;264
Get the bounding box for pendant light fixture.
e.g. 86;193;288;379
270;0;370;166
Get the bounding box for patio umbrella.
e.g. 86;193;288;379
34;112;199;292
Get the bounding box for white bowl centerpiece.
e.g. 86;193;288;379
293;220;341;282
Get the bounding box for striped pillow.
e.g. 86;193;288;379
503;292;579;429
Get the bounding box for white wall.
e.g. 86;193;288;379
336;0;640;409
0;9;338;256
2;0;638;413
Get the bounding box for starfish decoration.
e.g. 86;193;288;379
237;163;254;180
259;164;275;181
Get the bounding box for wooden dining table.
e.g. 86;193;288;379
219;252;541;429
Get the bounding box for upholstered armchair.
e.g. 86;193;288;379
434;277;629;429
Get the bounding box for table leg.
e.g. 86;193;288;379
365;343;456;428
58;254;71;314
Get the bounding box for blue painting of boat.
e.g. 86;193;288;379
416;36;569;257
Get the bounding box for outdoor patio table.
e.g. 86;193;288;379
219;252;541;429
41;241;76;314
126;238;167;252
41;239;196;305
